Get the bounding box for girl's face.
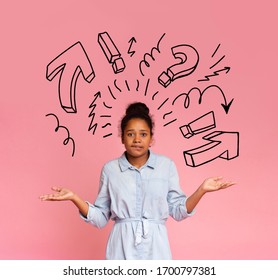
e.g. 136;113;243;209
122;118;153;166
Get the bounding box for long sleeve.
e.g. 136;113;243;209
167;160;195;221
80;167;111;228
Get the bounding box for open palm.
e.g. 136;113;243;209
40;187;74;201
201;177;236;193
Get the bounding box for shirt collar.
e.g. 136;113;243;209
119;150;156;172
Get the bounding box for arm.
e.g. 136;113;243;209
186;177;236;213
40;187;89;217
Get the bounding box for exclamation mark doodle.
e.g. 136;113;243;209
179;111;216;138
98;32;126;74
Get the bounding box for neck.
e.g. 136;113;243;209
125;151;149;169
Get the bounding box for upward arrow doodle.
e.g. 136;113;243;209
183;131;239;167
46;42;95;113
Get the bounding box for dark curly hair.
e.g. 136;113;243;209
120;102;154;138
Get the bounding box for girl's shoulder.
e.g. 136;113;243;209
150;151;177;169
152;151;174;162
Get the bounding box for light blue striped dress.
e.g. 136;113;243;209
81;150;194;259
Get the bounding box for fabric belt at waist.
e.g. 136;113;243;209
115;218;166;246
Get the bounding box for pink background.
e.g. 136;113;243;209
1;0;277;259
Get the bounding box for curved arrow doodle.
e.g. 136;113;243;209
172;84;234;114
183;131;239;167
46;113;76;157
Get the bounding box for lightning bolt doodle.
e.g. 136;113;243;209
198;67;231;82
88;91;101;135
198;44;230;82
128;37;137;57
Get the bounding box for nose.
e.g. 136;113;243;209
133;134;141;143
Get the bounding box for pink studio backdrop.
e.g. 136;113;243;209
1;0;277;259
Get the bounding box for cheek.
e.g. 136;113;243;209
122;137;131;145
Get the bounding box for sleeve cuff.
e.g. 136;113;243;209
79;201;91;222
184;197;196;217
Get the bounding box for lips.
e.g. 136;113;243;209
131;145;143;149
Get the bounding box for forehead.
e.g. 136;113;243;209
125;118;150;131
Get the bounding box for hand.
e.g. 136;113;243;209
200;176;236;193
39;187;75;201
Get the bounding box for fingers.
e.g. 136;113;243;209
213;176;223;181
39;187;63;201
39;193;59;201
218;181;236;189
211;176;235;185
51;186;62;192
206;177;236;190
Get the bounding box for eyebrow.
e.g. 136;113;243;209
126;129;148;132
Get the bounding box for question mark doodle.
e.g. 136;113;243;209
158;44;199;88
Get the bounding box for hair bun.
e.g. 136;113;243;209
126;102;149;116
120;102;154;136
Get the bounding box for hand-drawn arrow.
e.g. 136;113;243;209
88;91;101;135
172;84;234;114
89;91;101;108
128;37;137;57
198;66;231;82
46;42;95;113
183;131;239;167
200;85;234;114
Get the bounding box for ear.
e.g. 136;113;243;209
149;137;154;147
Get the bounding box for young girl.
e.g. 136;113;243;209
40;102;235;260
